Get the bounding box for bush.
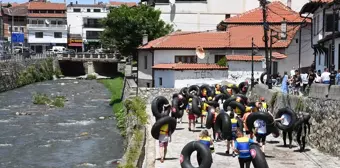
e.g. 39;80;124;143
33;93;65;108
86;74;97;80
217;56;228;67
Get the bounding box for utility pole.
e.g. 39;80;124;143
298;25;302;73
11;10;14;55
251;37;254;89
331;2;336;69
269;29;273;76
260;0;271;89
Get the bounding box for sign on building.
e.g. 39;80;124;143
11;33;25;43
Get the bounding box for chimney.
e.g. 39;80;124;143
281;18;287;40
225;14;230;19
287;0;291;8
76;1;78;4
142;34;148;45
70;2;73;6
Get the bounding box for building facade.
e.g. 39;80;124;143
300;0;340;72
67;2;108;52
27;2;67;53
141;0;310;31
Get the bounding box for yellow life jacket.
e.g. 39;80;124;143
262;102;267;109
160;124;169;135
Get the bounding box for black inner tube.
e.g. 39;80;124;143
180;141;212;168
151;116;177;140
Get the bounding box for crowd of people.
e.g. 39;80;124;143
153;83;311;168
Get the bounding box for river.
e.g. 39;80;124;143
0;80;124;168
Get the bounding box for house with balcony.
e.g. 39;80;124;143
67;2;108;52
300;0;340;72
137;1;313;87
140;0;310;31
2;5;28;48
27;1;67;53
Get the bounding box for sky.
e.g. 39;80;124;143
1;0;139;4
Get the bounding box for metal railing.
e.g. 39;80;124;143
27;24;67;29
58;53;120;60
0;53;52;62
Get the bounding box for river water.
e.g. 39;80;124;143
0;80;124;168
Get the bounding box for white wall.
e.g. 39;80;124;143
154;70;175;88
138;50;153;80
227;61;264;84
174;70;228;88
28;30;67;44
67;7;107;35
282;26;313;73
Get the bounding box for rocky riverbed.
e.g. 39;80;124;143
0;80;124;168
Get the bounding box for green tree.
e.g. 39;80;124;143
101;5;173;56
6;3;12;8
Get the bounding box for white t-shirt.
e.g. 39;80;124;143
280;114;291;126
254;119;267;134
301;73;308;84
290;70;295;77
315;74;321;82
321;72;331;81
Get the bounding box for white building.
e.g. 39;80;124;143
141;0;310;31
27;2;67;53
137;1;313;87
67;2;108;52
300;0;340;72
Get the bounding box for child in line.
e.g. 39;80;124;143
197;130;214;165
226;112;239;156
186;98;196;131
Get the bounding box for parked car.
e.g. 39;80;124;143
62;49;76;54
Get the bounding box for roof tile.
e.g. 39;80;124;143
28;13;66;18
152;63;228;70
109;1;137;7
28;2;66;10
225;1;304;23
226;52;287;62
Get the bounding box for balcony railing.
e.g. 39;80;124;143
83;24;103;28
27;24;67;29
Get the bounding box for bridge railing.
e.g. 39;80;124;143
58;53;120;60
0;53;54;62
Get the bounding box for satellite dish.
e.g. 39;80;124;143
196;46;205;59
169;0;175;5
45;19;50;25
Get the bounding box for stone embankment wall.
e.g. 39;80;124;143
0;58;59;92
249;84;340;157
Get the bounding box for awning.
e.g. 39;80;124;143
68;43;82;47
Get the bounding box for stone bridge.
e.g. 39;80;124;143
56;54;126;76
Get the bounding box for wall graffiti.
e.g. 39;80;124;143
176;70;228;80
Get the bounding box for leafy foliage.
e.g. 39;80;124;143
33;93;65;108
124;96;148;125
217;56;228;67
101;5;173;56
86;74;97;80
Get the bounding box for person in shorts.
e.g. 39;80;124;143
254;119;267;153
229;112;239;157
200;97;210;128
159;123;171;163
186;98;195;131
242;107;254;140
234;129;255;168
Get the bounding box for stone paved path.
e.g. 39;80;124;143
147;105;340;168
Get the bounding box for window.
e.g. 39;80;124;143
57;21;63;25
35;32;43;38
159;77;162;86
73;8;81;12
325;14;339;32
146;83;150;88
38;20;44;24
48;10;54;13
51;20;56;25
144;56;147;69
32;20;37;24
54;32;62;38
14;27;18;32
8;26;11;34
86;31;101;39
40;10;47;13
93;9;101;12
20;27;24;33
175;56;197;63
87;9;91;12
56;10;63;13
214;55;225;63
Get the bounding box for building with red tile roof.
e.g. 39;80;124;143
137;1;314;88
108;1;137;7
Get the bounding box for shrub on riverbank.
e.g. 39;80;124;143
33;93;66;107
17;58;61;87
98;77;125;132
86;74;97;80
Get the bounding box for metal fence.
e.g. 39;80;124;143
0;53;53;62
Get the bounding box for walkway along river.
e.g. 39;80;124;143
0;80;124;168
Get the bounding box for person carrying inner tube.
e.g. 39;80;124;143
254;117;267;153
202;88;208;98
259;97;268;112
159;123;172;163
226;112;239;157
215;84;221;95
186;98;196;132
174;94;185;124
200;97;210;128
234;128;255;168
296;112;311;152
211;107;219;142
197;130;214;165
275;113;293;148
242;107;254;140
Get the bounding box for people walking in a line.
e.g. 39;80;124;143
186;98;195;131
254;118;267;153
159;123;171;163
227;112;239;157
200;97;210;128
242;108;254;140
197;130;214;165
321;68;331;84
212;108;219;142
234;129;255;168
281;71;289;94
